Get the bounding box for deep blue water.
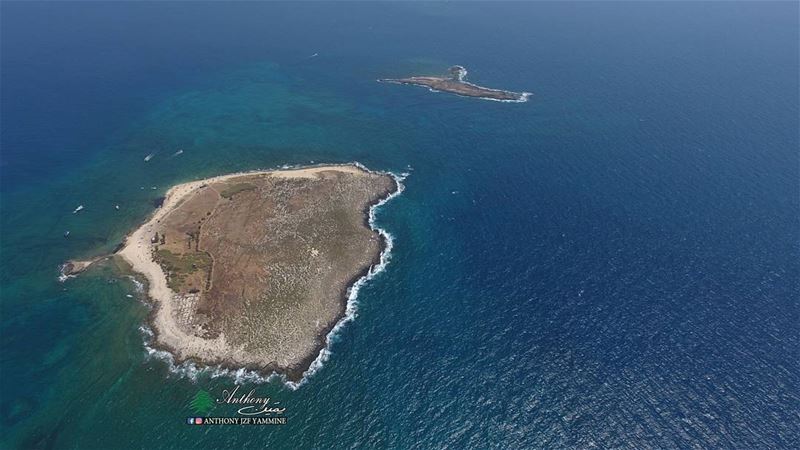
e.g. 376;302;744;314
1;2;798;448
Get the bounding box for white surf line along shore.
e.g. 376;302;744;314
123;163;406;388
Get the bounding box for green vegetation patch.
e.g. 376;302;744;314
155;249;213;291
220;183;256;199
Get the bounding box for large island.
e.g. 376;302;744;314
116;164;397;380
380;65;531;102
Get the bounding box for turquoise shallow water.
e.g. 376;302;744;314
2;2;799;448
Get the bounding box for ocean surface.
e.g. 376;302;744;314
1;2;798;448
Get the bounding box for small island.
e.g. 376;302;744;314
102;164;396;380
379;65;531;102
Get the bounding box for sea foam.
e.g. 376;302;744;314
57;263;74;283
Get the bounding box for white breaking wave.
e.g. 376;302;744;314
127;276;145;293
426;85;532;103
138;163;408;390
481;91;533;103
140;328;271;384
57;264;74;283
456;67;467;81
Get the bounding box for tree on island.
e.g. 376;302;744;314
189;389;215;415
